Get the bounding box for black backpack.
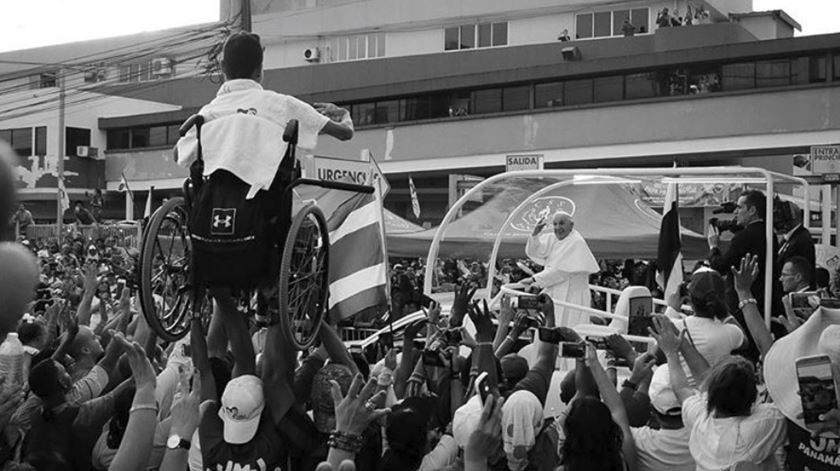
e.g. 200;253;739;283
188;169;272;288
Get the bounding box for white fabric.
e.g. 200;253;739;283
682;394;787;471
502;390;544;471
651;315;745;396
631;426;695;471
526;229;599;327
176;79;329;199
419;434;459;471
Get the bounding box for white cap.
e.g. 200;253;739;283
218;375;265;444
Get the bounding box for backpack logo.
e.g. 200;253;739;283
211;208;235;235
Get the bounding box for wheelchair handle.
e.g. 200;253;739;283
283;119;299;146
179;114;205;137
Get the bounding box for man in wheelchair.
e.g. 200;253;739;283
170;32;355;468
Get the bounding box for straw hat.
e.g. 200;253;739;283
763;306;840;431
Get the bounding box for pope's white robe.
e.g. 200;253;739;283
525;229;599;328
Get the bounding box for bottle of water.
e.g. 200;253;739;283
0;333;24;386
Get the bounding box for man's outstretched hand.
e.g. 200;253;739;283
467;299;495;343
451;283;477;328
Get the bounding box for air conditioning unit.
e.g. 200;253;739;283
303;47;321;62
76;146;99;158
151;58;173;76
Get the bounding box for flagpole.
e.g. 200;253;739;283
56;67;66;236
368;151;393;320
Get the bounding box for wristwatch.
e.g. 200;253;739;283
167;434;191;450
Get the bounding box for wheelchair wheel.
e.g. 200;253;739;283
279;204;329;350
140;197;204;342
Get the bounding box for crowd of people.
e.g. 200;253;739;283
656;4;711;29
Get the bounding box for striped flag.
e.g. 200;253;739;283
656;181;683;301
409;176;420;218
321;190;388;321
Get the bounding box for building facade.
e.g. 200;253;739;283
1;0;837;228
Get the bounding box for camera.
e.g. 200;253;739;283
709;217;741;234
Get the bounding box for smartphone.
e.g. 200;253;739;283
419;294;435;309
538;326;563;344
560;342;586;358
380;331;394;349
443;328;463;345
181;343;191;358
627;296;654;337
796;355;839;427
422;348;445;367
116;278;127;294
586;336;610;350
517;295;541;310
475;371;492;405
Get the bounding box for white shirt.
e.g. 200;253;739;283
631;426;695;471
176;79;329;198
682;394;787;471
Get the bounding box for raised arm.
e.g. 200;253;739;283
210;288;255;377
190;317;217;403
467;300;500;392
492;295;514;353
76;262;98;326
318;320;360;376
650;316;694;404
584;344;637;471
313;103;354;141
109;335;159;471
395;319;425;399
732;254;773;357
532;295;559;377
261;298;298;426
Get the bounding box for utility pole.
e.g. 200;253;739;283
56;68;66;236
241;0;252;32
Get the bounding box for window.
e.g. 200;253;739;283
460;25;475;49
565;79;593;106
502;85;530;111
492;22;507;46
107;129;130;149
6;128;32;157
593;76;623;102
66;127;90;156
149;126;168;147
832;53;840;80
445;27;459;51
721;62;755;91
613;9;630;36
445;22;507;51
577;8;649;39
449;92;471;117
535;82;563;108
576;13;593;39
35;127;47;156
352;102;376;126
756;60;790;88
131;128;149;148
471;88;502;114
166;124;181;145
374;100;399;124
478;23;492;48
329;33;386;62
39;72;57;88
625;72;659;99
401;96;431;121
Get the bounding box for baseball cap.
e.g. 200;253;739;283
218;375;265;444
648;369;682;416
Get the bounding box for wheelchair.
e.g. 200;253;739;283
138;114;374;350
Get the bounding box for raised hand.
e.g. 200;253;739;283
451;283;477;328
467;299;495;343
606;333;636;363
731;254;759;296
169;370;201;438
82;262;98;294
424;300;441;328
629;352;656;384
649;315;684;357
331;374;390;436
113;332;156;389
384;347;398;371
498;295;514;326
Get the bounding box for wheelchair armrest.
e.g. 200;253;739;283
283;119;299;145
179;114;205;137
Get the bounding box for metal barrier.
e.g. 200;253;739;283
25;223;142;250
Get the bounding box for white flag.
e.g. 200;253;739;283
409;176;420;219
